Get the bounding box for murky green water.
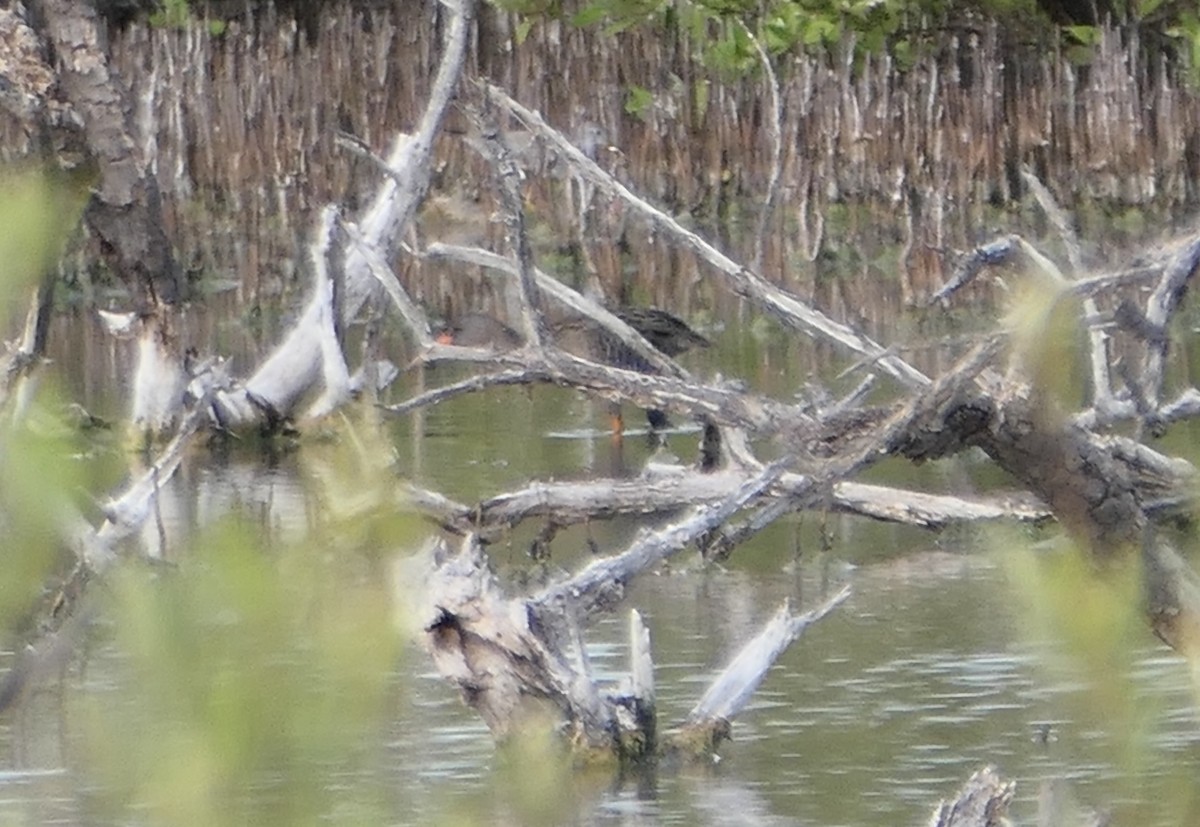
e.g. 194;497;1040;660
3;303;1198;825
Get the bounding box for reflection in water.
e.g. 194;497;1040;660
9;308;1199;826
382;560;1195;826
2;440;1199;824
131;455;314;559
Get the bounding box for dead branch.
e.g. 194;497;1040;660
88;394;213;569
0;279;54;418
1021;168;1084;273
384;368;537;417
685;585;850;725
414;468;1048;542
929;234;1070;305
216;0;474;425
342;218;434;346
832;482;1049;527
302;207;354;420
414;524;847;761
1140;235;1200;407
1068;263;1165;298
940;227;1200;435
385;345;816;438
1022;168;1117;415
486;85;931;391
707;337;1007;557
423;242;690;380
529;462;789;622
464;102;546;348
927;766;1015;827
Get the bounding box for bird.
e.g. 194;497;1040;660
610;306;711;357
554;306;711;368
434;307;709;434
434;313;522;351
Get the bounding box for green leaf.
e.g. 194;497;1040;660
571;4;609;26
764;6;803;53
624;85;654;118
1135;0;1165;20
802;16;839;47
1064;24;1100;44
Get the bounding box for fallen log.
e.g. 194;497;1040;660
412;531;848;762
401;469;1049;543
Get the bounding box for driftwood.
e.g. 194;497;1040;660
374;79;1200;764
6;0;1200;811
0;0;479;692
403;472;1049;541
927;766;1015;827
412;530;848;760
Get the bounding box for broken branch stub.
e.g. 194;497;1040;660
927;766;1015;827
690;589;851;724
416;514;849;763
416;535;601;743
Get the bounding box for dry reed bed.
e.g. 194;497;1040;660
10;3;1197;308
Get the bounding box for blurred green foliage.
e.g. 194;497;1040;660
0;407;84;624
1003;276;1088;414
0;170;65;306
148;0;191;28
0;167;88;623
995;529;1172;814
82;519;400;826
499;0;1200;83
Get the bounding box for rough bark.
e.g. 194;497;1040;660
4;0;187;435
899;229;1200;654
34;0;180;305
10;0;1200;791
413;529;848;761
927;766;1015;827
399;88;1200;689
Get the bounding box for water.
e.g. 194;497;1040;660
4;489;1198;823
379;556;1198;825
6;301;1198;825
12;7;1200;816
